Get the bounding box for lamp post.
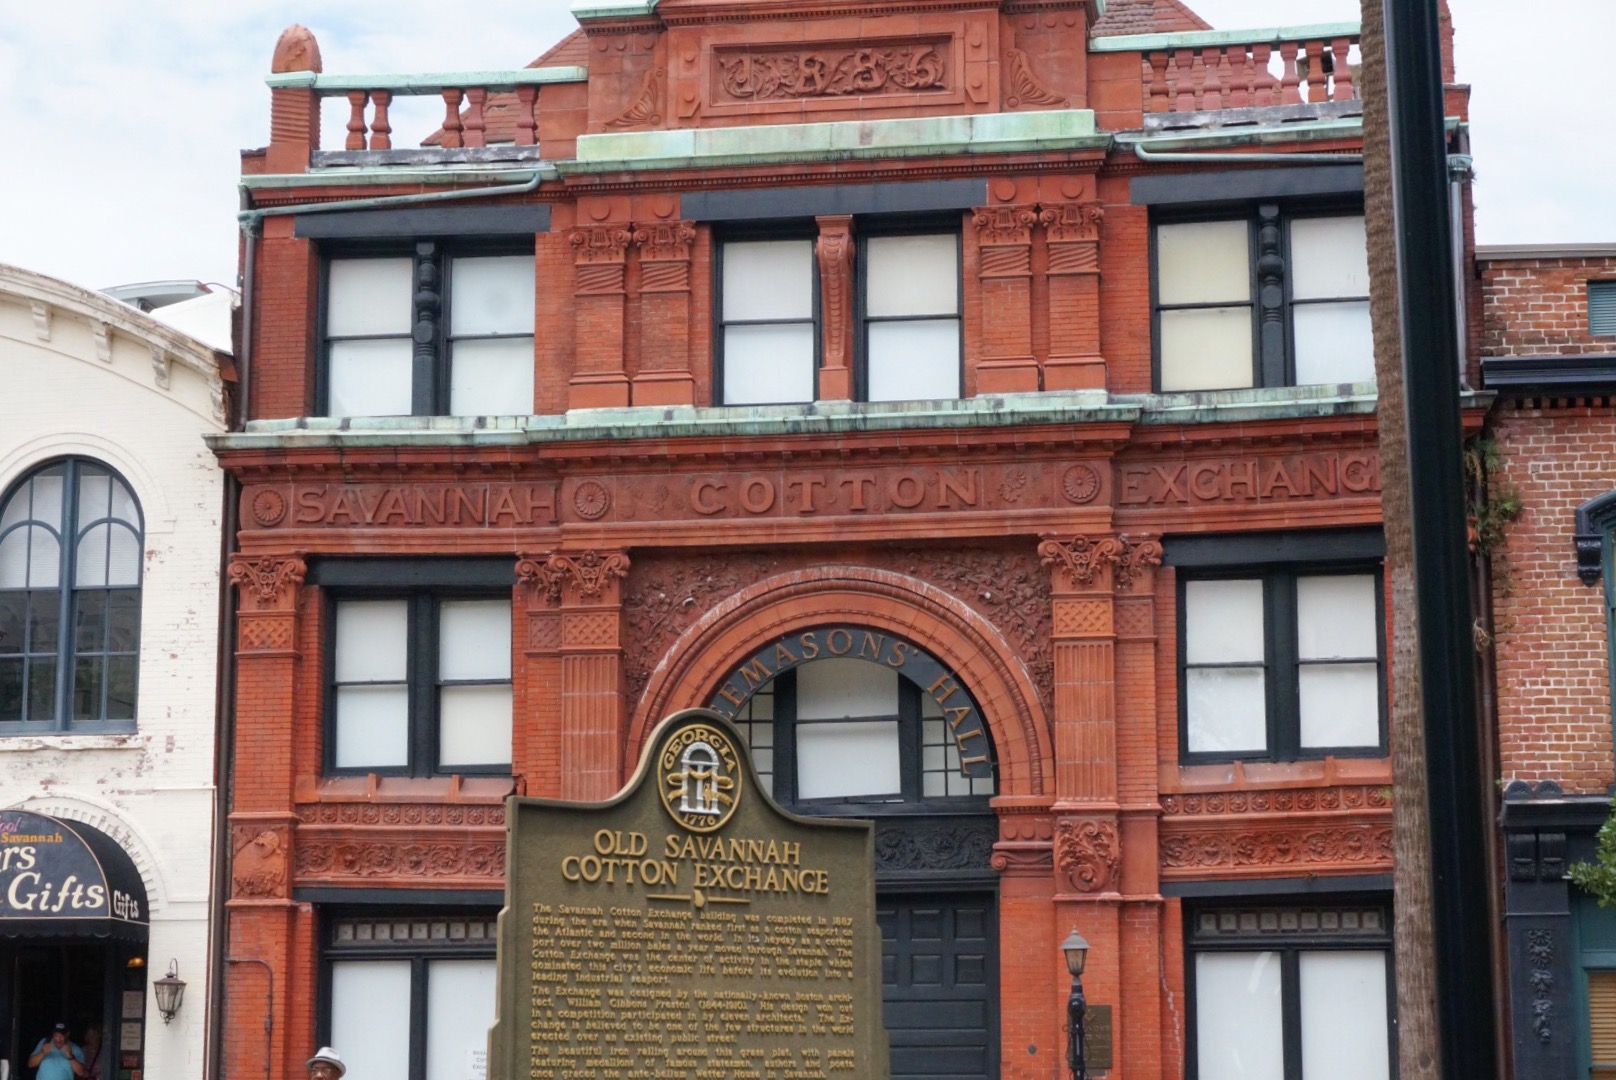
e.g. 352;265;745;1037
1061;928;1090;1080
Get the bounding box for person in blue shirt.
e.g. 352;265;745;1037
27;1024;86;1080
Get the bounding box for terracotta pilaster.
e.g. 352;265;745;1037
1040;201;1106;390
1039;534;1121;808
630;221;698;406
528;551;631;800
815;215;855;401
972;204;1041;392
568;225;633;408
516;556;564;797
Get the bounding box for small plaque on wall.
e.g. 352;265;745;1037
119;1022;142;1052
1086;1005;1113;1071
122;991;143;1019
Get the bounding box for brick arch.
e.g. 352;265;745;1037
630;566;1051;797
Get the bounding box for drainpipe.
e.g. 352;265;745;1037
1449;152;1474;390
237;169;546;234
1127;142;1363;165
203;468;238;1080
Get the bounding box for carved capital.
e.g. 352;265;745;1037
1054;816;1120;894
227;554;305;612
1038;535;1122;589
632;220;696;263
1039;201;1105;246
1113;534;1163;594
231;824;290;900
972;204;1039;247
520;550;631;605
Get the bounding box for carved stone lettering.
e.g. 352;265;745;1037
1118;452;1382;507
716;40;949;101
256;484;558;528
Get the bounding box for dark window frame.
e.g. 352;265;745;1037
316;238;535;418
1176;561;1387;765
317;907;500;1080
713;222;823;407
738;664;996;818
0;457;143;735
1184;901;1397;1080
1592;279;1616;338
318;559;514;778
1150;198;1368;392
712;214;965;406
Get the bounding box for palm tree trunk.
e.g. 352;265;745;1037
1359;1;1442;1076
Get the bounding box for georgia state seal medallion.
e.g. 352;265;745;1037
658;722;743;833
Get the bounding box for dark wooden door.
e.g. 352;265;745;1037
878;893;998;1079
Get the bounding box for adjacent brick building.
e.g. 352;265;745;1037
1480;243;1616;1080
213;2;1468;1078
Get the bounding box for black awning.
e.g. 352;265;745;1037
1;810;148;942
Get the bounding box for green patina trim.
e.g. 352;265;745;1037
565;110;1106;174
241;167;555;191
1089;21;1360;53
204;387;1499;454
265;67;588;92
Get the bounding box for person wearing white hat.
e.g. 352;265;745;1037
306;1048;346;1080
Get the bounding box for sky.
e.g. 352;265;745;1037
0;0;1609;293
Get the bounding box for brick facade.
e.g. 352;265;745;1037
217;3;1450;1078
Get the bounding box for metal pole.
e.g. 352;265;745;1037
1068;974;1086;1080
1382;1;1497;1077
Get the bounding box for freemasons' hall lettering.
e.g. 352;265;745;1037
709;627;994;780
492;710;888;1080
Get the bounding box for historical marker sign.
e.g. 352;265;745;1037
490;709;890;1080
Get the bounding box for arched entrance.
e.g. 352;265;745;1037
0;810;149;1080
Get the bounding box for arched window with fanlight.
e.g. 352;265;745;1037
0;459;143;731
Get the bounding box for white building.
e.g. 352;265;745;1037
0;264;229;1080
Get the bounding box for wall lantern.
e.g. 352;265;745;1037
1060;928;1090;1080
152;959;186;1024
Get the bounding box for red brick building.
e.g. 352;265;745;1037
213;3;1466;1078
1479;243;1616;1080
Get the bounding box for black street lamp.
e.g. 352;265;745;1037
1061;928;1090;1080
152;959;186;1025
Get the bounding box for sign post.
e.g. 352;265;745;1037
490;709;890;1080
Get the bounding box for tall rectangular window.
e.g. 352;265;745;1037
325;914;498;1080
1155;210;1370;391
323;246;534;417
329;593;511;775
861;232;962;402
718;238;817;405
1190;904;1392;1080
1180;568;1383;762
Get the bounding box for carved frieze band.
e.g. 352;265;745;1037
227;554;306;612
518;550;631;606
873;818;997;875
1054;816;1121;894
1160;822;1393;876
293;802;506;885
1160;786;1391;816
716;42;949;101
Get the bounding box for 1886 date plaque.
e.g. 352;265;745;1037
490;709;890;1080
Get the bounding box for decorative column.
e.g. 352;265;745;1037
815;215;856;401
224;553;306;1080
1040;201;1107;390
528;550;631;801
568;225;634;409
630;221;698;406
972;204;1041;393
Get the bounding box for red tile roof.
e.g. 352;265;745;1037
1092;0;1211;36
